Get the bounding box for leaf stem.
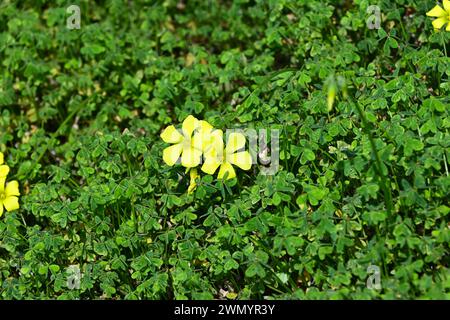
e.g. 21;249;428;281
348;98;394;217
441;32;448;57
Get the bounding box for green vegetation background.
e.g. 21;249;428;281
0;0;449;299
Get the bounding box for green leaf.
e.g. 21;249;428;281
300;148;316;164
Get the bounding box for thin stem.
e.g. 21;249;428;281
348;98;394;217
441;32;448;57
444;151;449;177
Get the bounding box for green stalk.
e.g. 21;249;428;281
347;97;392;279
348;98;394;217
441;32;448;58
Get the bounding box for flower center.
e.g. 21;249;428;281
0;192;5;200
213;150;226;163
183;136;192;149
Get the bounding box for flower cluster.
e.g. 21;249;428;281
426;0;450;31
160;115;252;192
0;152;20;217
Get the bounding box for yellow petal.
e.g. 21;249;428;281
181;146;202;168
3;196;19;212
225;132;246;154
447;22;450;31
198;120;213;132
0;165;10;178
5;180;20;197
196;129;222;155
443;0;450;13
192;121;215;151
432;17;448;29
0;200;3;217
192;131;211;152
204;130;224;155
201;153;222;175
182;115;199;138
427;5;447;17
0;152;3;165
188;168;199;194
162;143;183;166
160;125;183;144
227;151;252;170
217;162;236;180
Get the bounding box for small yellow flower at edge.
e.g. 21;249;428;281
201;131;252;180
0;177;20;217
0;151;9;178
426;0;450;31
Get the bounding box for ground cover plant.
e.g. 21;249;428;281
0;0;449;300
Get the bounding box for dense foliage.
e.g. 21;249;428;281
0;0;449;299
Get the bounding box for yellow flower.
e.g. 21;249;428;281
201;131;252;180
426;0;450;31
0;178;20;217
160;115;206;168
192;120;215;152
187;168;199;194
0;152;10;194
160;115;255;188
0;152;9;178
